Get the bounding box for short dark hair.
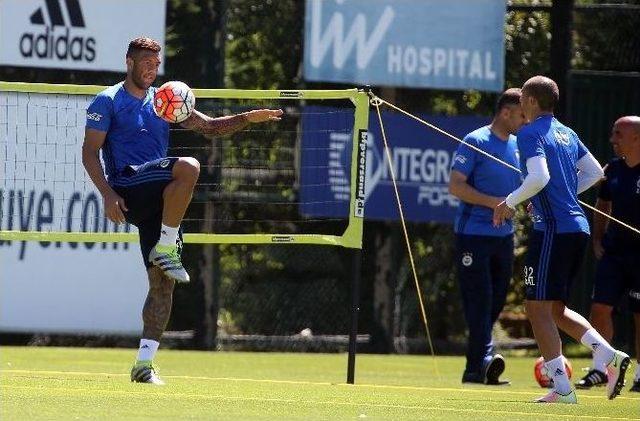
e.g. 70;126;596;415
495;88;522;114
522;76;559;112
126;37;161;58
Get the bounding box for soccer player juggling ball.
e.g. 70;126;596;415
82;37;283;384
493;76;631;403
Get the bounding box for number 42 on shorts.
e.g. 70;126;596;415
524;266;535;286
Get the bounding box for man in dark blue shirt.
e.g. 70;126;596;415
449;88;525;385
576;116;640;392
493;76;630;403
83;37;282;384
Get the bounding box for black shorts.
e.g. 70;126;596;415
593;251;640;313
112;157;183;268
524;230;589;302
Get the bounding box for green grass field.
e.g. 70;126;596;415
0;346;637;420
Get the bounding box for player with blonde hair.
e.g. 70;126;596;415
493;76;630;403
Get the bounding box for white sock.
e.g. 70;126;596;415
158;224;179;247
580;329;615;371
136;339;159;362
635;364;640;381
545;355;572;394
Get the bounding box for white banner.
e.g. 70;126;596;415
0;91;148;334
0;0;166;73
303;0;505;92
0;242;148;335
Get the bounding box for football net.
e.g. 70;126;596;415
0;83;369;249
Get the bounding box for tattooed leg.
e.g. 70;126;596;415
142;266;175;341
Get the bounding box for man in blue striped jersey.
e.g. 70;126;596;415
493;75;630;403
449;88;525;385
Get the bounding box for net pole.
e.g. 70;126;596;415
346;247;362;384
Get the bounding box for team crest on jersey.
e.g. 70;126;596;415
159;159;170;168
461;252;473;267
553;130;570;146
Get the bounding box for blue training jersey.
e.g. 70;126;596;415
517;115;589;234
598;158;640;251
85;82;169;186
451;126;521;236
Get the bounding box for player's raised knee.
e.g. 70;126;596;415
174;157;200;182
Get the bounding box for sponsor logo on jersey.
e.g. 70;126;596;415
453;153;467;165
86;112;102;122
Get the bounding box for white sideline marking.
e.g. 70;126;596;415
1;383;637;421
2;368;638;403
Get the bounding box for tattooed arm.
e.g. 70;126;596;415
180;108;283;139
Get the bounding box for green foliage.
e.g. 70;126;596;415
225;0;303;89
164;0;227;87
504;8;551;87
573;5;640;72
218;245;351;335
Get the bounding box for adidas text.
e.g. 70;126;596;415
20;27;96;62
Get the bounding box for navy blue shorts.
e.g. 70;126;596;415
524;231;589;302
593;251;640;313
112;157;183;268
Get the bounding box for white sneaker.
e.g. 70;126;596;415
534;389;577;404
606;350;631;400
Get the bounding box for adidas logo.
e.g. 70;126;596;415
19;0;96;62
554;368;564;376
30;0;85;28
591;343;600;351
141;344;150;349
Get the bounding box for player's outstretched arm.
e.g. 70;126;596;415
180;108;283;139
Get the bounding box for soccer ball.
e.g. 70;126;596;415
534;356;573;388
153;81;195;124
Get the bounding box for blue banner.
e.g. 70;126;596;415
300;107;490;223
304;0;506;92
